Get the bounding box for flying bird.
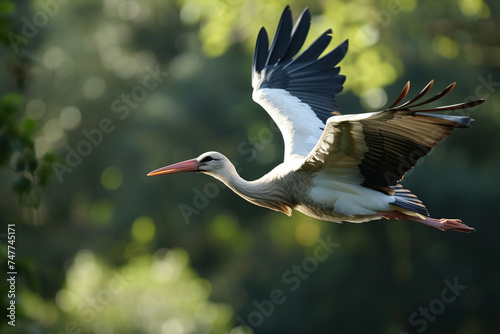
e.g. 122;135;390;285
148;6;484;233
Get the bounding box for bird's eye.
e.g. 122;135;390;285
200;156;215;163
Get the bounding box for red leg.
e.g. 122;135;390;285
377;211;475;233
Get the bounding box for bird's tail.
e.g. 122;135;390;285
390;185;429;217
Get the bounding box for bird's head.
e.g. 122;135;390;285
147;151;233;179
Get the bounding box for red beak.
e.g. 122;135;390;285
147;158;199;176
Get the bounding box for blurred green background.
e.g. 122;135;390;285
1;0;499;333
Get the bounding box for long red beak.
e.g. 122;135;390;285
147;158;199;176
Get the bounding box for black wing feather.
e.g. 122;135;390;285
253;28;269;75
286;29;332;66
358;82;485;192
252;6;348;123
281;8;311;62
266;6;293;66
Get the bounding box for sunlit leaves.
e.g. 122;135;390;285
0;91;54;208
52;249;234;333
0;0;54;214
179;0;406;94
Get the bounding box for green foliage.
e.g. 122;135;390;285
0;1;56;331
0;1;55;209
19;249;236;333
178;0;406;95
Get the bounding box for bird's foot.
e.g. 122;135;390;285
377;212;476;233
434;218;475;233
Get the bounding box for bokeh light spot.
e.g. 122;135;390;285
118;0;141;21
151;259;174;283
59;106;81;130
161;319;184;334
83;76;106;100
101;166;123;190
169;52;202;78
361;87;388;109
43;47;65;69
69;250;102;286
25;99;46;120
55;290;74;312
180;3;201;25
433;36;458;59
99;44;121;68
459;0;490;18
295;221;320;246
34;137;50;158
44;119;65;142
357;24;380;47
56;58;76;78
132;216;156;243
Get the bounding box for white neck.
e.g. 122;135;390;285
207;164;294;215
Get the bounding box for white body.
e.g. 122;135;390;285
267;162;395;223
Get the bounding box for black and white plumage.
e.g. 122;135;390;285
252;7;348;159
148;6;484;233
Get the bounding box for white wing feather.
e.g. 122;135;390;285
252;88;324;160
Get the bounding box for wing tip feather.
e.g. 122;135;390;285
387;81;485;113
387;81;410;109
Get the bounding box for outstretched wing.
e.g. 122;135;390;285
299;81;484;195
252;6;348;161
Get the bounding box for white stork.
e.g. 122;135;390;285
148;6;484;233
